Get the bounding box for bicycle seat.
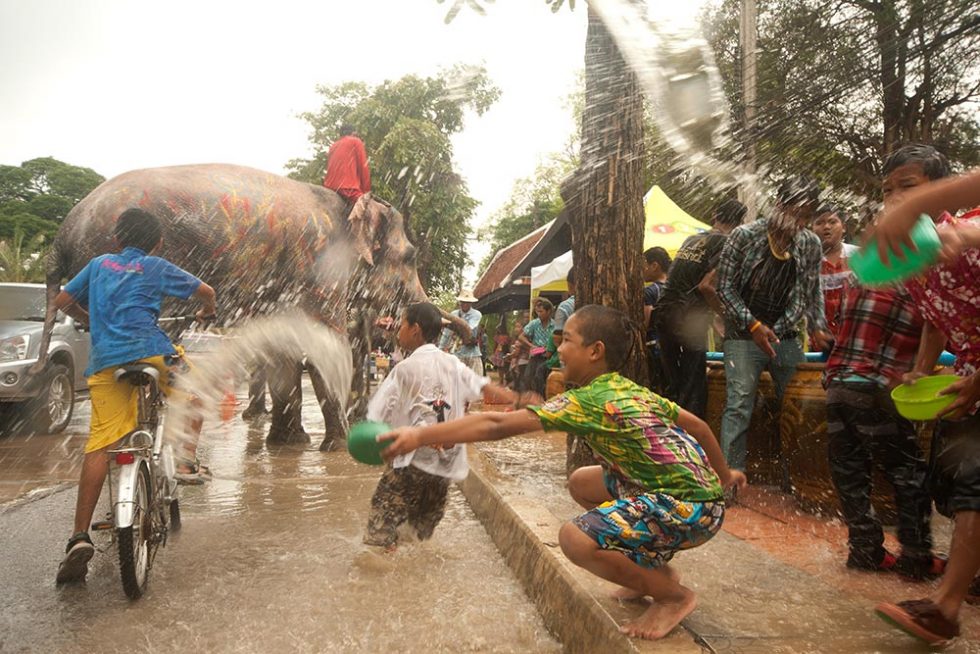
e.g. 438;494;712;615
113;365;160;386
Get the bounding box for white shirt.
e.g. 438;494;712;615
366;343;488;480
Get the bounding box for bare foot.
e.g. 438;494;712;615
619;589;697;640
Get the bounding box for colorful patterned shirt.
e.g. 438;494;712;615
717;218;826;336
823;282;923;388
904;209;980;377
530;372;723;501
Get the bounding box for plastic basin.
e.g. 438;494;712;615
850;215;940;286
348;421;391;465
891;375;959;420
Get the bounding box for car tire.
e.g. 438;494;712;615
27;363;75;434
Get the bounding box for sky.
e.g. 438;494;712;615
0;0;700;286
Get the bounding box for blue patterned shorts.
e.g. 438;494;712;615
572;493;725;568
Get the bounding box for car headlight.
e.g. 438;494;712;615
0;334;30;362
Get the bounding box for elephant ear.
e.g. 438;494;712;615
348;193;385;266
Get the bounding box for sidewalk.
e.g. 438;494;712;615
460;429;980;653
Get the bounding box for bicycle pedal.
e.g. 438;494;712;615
91;520;113;531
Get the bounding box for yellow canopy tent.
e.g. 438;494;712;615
530;186;709;303
643;185;711;254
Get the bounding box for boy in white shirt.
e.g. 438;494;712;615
363;302;526;548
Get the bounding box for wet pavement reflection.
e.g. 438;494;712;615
0;382;560;653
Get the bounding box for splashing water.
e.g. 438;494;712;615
166;312;354;454
590;0;739;185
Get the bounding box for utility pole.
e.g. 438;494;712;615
739;0;758;221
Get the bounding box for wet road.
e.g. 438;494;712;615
0;384;560;653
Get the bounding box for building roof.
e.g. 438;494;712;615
473;221;551;300
473;212;571;314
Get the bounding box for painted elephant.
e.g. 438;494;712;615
36;163;424;449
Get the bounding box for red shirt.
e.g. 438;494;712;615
323;135;370;201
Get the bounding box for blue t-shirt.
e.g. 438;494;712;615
64;247;202;376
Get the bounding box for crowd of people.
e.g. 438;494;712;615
430;143;980;646
52;133;979;647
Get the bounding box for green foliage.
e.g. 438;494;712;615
287;67;500;295
0;228;47;283
702;0;980;203
0;157;104;243
477;153;575;273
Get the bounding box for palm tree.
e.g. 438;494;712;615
0;228;47;283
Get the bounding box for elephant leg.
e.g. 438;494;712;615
267;358;310;444
309;363;349;452
347;315;372;423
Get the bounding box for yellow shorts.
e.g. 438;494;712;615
85;351;192;453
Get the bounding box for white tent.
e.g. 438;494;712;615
530;249;572;300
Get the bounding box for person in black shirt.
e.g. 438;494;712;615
654;200;746;417
642;247;672;394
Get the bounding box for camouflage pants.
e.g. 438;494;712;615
364;465;451;547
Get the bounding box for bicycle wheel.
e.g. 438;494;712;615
169;497;181;532
118;465;151;599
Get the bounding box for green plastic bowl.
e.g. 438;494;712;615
850;215;940;286
347;421;392;465
891;375;959;420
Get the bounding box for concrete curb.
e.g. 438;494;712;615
459;447;707;654
0;482;75;514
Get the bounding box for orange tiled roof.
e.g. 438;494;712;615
473;222;552;300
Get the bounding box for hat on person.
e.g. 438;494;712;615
456;289;478;303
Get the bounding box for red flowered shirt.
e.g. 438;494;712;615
904;209;980;377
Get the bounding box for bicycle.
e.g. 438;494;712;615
90;315;199;599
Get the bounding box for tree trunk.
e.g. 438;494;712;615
875;1;908;155
561;9;647;473
563;8;647;387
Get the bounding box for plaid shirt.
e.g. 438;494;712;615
824;283;923;387
717;219;827;335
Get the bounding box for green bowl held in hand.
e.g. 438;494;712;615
348;421;392;465
850;215;941;286
891;375;959;420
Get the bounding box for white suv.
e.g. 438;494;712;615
0;283;89;433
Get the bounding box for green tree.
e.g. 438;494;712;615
0;228;46;283
0;157;105;242
703;0;980;200
286;68;500;295
478;153;577;273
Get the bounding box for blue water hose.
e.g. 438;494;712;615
705;351;956;366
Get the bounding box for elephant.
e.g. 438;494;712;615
35;163;425;450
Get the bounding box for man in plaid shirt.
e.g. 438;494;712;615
824;281;943;578
716;176;832;480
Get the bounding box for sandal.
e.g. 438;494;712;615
875;599;959;646
56;532;95;585
174;461;212;485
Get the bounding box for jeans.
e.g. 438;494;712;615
720;338;803;471
826;382;932;560
658;328;707;419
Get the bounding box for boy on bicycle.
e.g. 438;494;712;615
54;207;216;585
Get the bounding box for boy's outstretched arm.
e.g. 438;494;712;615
193;282;217;320
873;168;980;262
674;408;747;491
380;409;543;460
480;382;542;408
